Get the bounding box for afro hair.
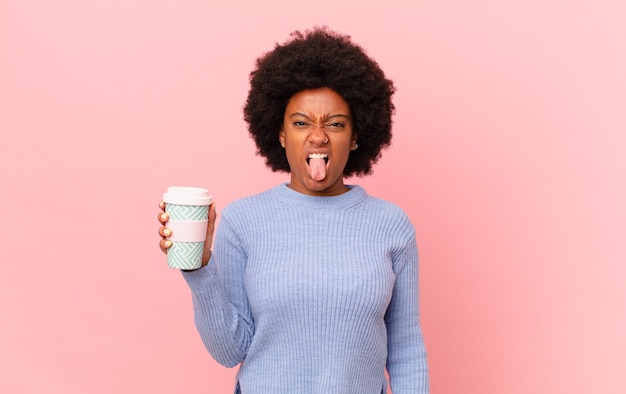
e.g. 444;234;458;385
243;26;396;177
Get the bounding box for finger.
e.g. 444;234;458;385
207;203;217;237
159;201;166;211
208;202;217;222
158;212;169;224
201;203;217;265
159;239;172;254
158;227;172;237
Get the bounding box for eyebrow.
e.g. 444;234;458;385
289;112;351;120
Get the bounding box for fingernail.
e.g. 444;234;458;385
164;229;172;236
160;213;168;221
165;240;172;248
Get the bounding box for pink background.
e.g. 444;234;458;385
1;0;624;393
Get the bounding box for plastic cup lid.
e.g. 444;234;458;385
163;186;213;206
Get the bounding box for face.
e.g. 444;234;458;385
279;88;358;196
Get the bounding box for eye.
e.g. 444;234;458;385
326;122;345;131
293;121;307;127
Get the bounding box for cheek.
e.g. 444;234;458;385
284;133;305;149
284;141;303;161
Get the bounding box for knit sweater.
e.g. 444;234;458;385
182;184;429;393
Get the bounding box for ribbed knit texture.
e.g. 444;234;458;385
182;184;429;393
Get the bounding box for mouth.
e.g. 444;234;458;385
306;153;329;181
306;153;329;165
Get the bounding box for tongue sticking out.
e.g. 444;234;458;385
308;157;327;181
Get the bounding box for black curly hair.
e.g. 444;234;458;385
243;26;396;177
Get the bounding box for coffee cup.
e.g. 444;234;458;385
162;186;213;270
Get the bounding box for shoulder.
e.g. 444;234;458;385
352;185;416;236
357;186;411;221
219;185;280;221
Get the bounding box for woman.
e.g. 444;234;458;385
158;27;429;393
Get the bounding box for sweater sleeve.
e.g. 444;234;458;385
181;215;254;368
385;233;430;393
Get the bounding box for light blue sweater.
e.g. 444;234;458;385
182;184;429;393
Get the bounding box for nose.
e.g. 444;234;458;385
309;124;328;145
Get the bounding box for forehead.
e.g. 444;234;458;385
285;88;351;116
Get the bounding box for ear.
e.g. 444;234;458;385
351;133;358;148
279;128;286;148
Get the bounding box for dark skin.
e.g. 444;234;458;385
279;88;357;196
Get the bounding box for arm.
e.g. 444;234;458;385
181;215;254;367
385;235;429;393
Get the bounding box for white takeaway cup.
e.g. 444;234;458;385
162;186;213;270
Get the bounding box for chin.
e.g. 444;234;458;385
306;181;329;191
